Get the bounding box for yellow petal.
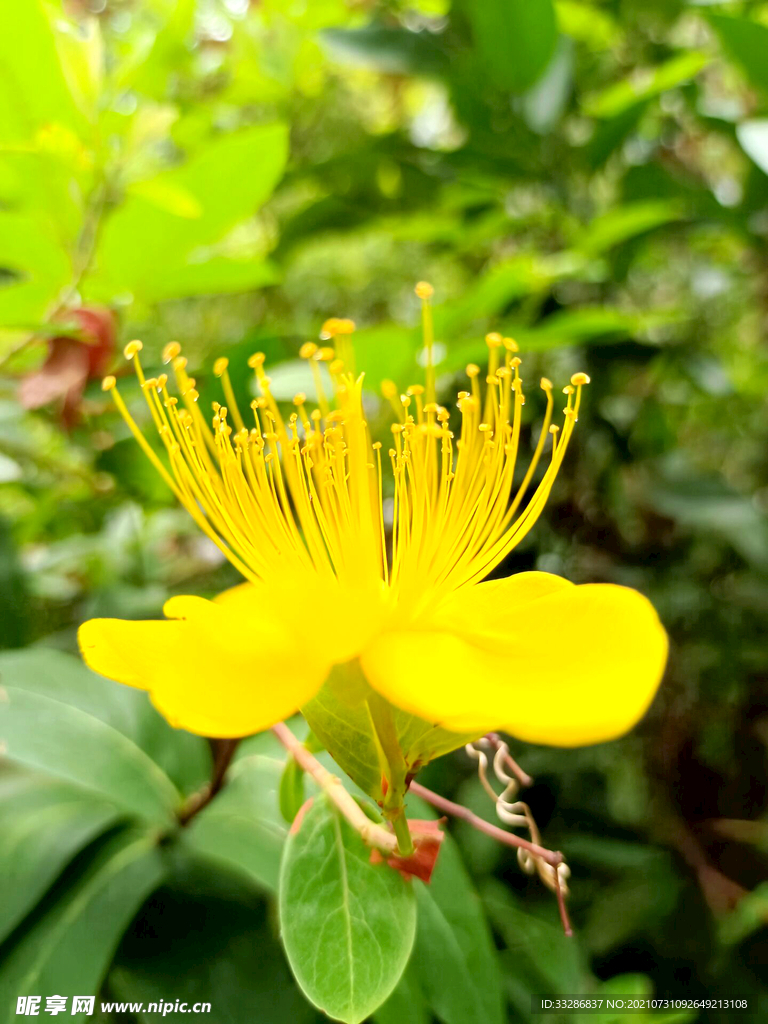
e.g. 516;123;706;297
78;593;329;737
361;573;668;747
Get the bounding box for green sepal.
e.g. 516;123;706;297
301;660;480;801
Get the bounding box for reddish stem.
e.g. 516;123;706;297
409;780;563;868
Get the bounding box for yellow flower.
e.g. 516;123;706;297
79;288;667;749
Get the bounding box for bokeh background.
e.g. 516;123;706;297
0;1;767;1021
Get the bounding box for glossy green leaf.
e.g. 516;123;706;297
183;754;287;893
90;123;288;303
465;0;558;93
708;14;768;94
0;770;120;943
583;52;708;118
0;648;210;798
0;650;192;822
0;830;166;1024
279;792;416;1023
408;799;504;1024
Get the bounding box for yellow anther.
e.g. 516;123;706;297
316;346;335;361
294;392;307;406
540;378;552;390
299;342;318;359
550;424;560;434
173;356;187;371
329;359;345;374
372;441;382;450
510;356;522;368
407;384;425;396
214;357;229;377
571;372;591;386
163;342;181;363
479;423;493;432
381;380;397;399
185;388;199;402
503;337;519;352
248;352;266;369
391;423;404;434
101;375;116;391
466;364;480;378
562;385;575;395
124;340;143;359
321;317;355;338
424;402;439;413
143;378;159;390
415;281;434;299
485;332;503;348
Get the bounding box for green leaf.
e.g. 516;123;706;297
575;200;683;255
708;14;768;94
280;755;306;824
465;0;558;93
279;792;417;1023
582;52;708;118
0;830;166;1023
183;754;287;893
0;0;87;145
107;859;320;1024
321;26;449;78
718;881;768;946
555;1;618;51
510;306;682;350
0;649;193;822
482;877;587;995
143;255;279;302
408;799;504;1024
0;647;210;798
373;964;428;1024
0;770;120;944
90;123;288;303
0;212;72;329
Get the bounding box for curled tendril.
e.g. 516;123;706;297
465;738;570;896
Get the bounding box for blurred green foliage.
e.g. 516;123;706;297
0;0;767;1021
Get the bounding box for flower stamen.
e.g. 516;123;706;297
102;284;589;619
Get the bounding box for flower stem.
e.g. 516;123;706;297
365;692;414;854
409;780;563;866
272;722;398;855
177;737;240;826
